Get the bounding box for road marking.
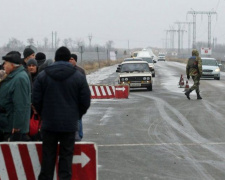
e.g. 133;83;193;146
97;142;225;147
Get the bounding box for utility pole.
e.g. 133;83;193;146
96;46;100;68
174;21;193;52
55;31;57;50
88;34;92;47
187;10;217;48
52;31;54;50
79;46;84;66
166;29;177;50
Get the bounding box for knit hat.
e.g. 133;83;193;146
35;52;46;60
27;59;38;66
71;54;78;62
2;53;22;64
23;48;35;59
55;46;71;61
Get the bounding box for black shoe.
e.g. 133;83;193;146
197;93;202;100
185;89;192;100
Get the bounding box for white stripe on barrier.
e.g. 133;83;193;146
90;86;95;96
10;144;26;180
53;166;57;180
106;86;112;96
28;144;40;179
0;147;8;180
112;86;115;94
100;86;106;96
95;86;101;96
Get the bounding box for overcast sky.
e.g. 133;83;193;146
0;0;224;49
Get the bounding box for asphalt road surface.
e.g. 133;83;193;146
83;61;225;180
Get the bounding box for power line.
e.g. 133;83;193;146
187;10;217;48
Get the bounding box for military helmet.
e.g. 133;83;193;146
192;49;199;56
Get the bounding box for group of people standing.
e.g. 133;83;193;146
0;46;91;179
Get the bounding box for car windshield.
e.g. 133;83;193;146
141;57;153;63
121;63;150;72
202;59;218;66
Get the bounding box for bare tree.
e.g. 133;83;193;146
27;38;34;45
68;38;76;51
106;40;114;50
76;38;85;47
55;38;60;49
43;37;49;49
63;38;69;47
3;38;24;51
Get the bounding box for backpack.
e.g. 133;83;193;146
188;56;198;69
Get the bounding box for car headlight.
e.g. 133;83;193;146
121;78;125;81
147;77;150;80
143;77;146;80
215;68;220;72
125;78;128;81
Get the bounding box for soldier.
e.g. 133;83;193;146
185;49;202;100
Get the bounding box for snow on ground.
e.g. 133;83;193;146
86;64;118;84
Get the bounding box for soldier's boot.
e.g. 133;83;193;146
185;89;192;100
197;92;202;100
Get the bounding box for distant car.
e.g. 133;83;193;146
116;61;152;91
158;53;166;61
136;50;156;77
131;51;139;57
201;57;221;80
116;58;143;72
123;58;143;62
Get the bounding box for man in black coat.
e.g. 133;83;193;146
32;46;91;180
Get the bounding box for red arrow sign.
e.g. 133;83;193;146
72;142;97;180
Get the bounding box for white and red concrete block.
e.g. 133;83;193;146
89;85;129;99
0;142;97;180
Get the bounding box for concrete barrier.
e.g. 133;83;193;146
89;85;129;99
0;142;98;180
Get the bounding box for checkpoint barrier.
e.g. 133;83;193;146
89;85;129;99
114;85;129;99
0;142;98;180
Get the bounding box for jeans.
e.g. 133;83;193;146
38;130;75;180
75;119;83;142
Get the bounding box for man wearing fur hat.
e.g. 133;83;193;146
0;51;31;141
32;46;91;179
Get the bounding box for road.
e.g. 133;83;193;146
83;61;225;180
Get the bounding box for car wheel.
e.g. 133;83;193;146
215;77;220;80
147;84;152;91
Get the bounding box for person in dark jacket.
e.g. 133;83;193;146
32;46;91;180
27;59;38;83
23;48;35;68
38;59;54;73
69;53;86;141
35;52;46;67
69;53;85;75
0;51;31;141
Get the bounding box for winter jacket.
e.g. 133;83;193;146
186;50;202;77
0;66;31;133
32;61;91;132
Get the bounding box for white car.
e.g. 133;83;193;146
158;53;166;61
201;57;221;80
116;61;152;91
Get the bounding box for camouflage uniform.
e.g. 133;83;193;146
185;49;202;100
